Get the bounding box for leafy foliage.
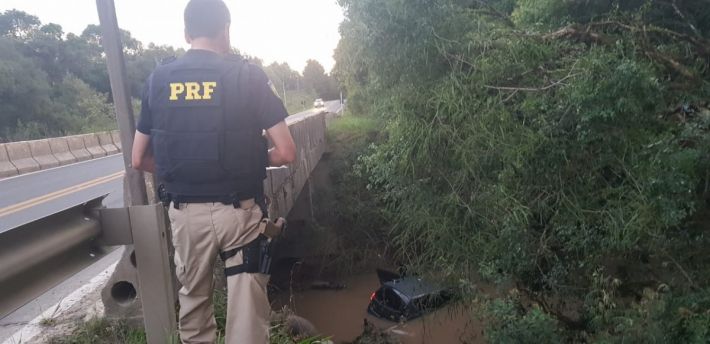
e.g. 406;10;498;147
334;0;710;340
0;9;339;141
485;298;563;344
316;115;389;275
303;59;340;100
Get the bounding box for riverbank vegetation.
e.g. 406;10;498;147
315;114;389;276
334;0;710;342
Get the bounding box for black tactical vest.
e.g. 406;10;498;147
148;51;267;200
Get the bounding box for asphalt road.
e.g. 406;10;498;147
0;101;342;234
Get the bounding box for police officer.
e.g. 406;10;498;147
131;0;296;342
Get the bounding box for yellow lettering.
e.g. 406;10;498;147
169;83;185;100
185;82;202;100
202;82;217;100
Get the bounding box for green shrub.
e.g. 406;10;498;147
485;298;563;344
590;288;710;343
335;0;710;340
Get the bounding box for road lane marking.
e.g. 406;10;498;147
1;260;118;344
0;171;124;218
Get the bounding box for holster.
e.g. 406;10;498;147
219;217;287;276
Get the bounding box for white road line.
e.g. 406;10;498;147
1;262;118;344
0;154;121;183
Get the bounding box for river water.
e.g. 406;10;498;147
272;272;484;344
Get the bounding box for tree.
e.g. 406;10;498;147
0;38;53;140
0;12;123;140
40;23;63;39
60;32;110;94
265;62;300;91
303;59;339;100
28;24;66;82
81;24;142;56
0;10;40;39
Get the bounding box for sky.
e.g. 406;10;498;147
0;0;345;73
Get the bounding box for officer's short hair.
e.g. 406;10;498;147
184;0;231;39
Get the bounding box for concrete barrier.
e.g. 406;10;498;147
97;132;120;155
48;137;78;166
81;134;108;159
111;130;122;151
66;135;92;162
0;144;19;178
28;139;61;169
5;142;40;174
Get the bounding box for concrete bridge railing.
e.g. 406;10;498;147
0;131;122;178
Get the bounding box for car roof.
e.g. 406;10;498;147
383;276;444;299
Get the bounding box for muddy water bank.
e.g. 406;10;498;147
271;272;484;344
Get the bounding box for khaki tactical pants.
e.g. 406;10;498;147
168;201;270;344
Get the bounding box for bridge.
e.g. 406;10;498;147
0;101;342;343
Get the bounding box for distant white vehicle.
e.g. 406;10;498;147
313;98;325;108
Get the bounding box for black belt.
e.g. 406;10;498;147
160;186;268;217
171;195;246;204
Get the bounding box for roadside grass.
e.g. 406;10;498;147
326;114;380;147
49;288;328;344
39;317;58;327
48;318;147;344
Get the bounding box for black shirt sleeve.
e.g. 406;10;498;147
136;75;153;135
250;65;289;130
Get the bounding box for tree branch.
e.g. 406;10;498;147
670;0;702;37
485;72;583;93
545;21;706;81
645;49;698;80
543;25;612;45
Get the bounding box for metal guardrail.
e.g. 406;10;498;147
0;194;176;342
0;197;104;285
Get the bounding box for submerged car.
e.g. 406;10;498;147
314;98;325;108
367;269;452;322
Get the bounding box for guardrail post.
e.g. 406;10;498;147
100;204;177;343
129;204;177;343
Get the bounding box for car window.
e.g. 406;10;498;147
383;288;405;311
412;292;448;311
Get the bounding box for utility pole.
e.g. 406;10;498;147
96;2;176;344
96;0;147;207
282;80;287;105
